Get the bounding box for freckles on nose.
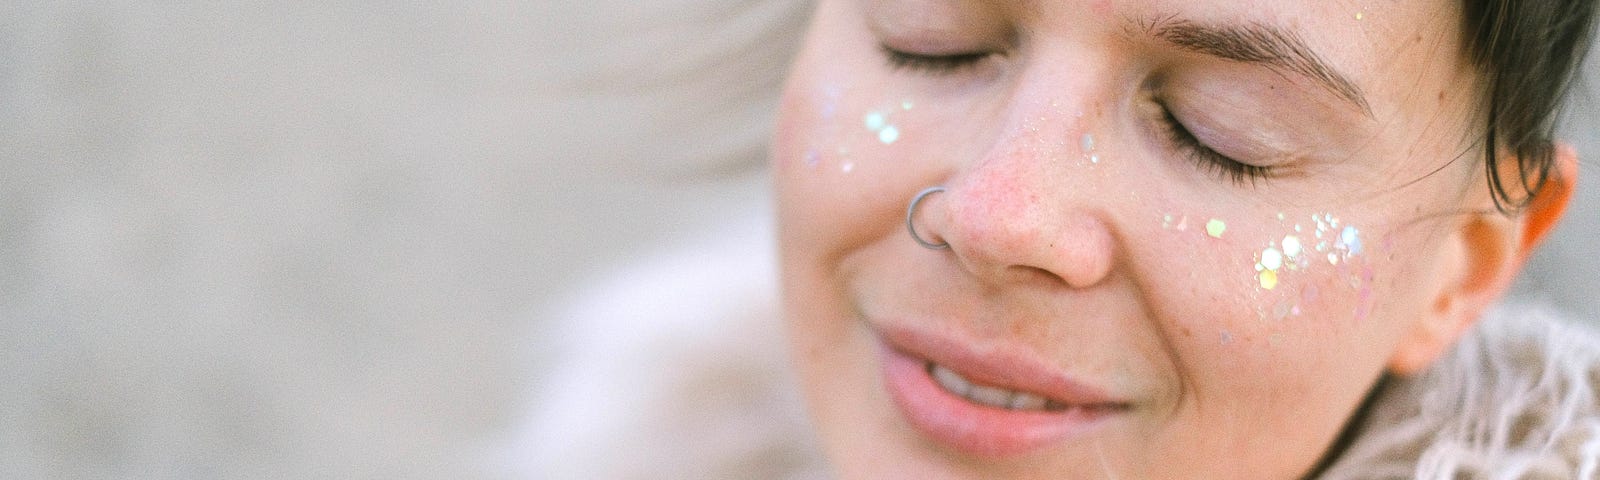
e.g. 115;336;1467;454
961;173;1046;247
947;168;1117;288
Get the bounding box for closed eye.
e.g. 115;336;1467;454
1156;102;1273;186
880;44;991;75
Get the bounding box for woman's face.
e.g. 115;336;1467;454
774;0;1488;478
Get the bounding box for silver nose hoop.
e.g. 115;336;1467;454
906;186;950;250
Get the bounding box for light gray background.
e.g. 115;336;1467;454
0;2;1593;478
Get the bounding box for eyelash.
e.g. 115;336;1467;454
879;45;1272;186
1156;104;1273;185
880;45;989;74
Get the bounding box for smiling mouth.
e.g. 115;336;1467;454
881;339;1130;457
928;362;1067;411
927;361;1127;414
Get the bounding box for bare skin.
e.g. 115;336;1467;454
772;0;1578;478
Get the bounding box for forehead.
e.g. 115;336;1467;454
862;0;1474;117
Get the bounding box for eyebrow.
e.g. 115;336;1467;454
1139;15;1372;115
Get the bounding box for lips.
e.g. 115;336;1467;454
876;323;1129;457
930;362;1061;411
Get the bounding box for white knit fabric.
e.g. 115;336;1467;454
1323;305;1600;479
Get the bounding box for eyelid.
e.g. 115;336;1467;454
879;44;993;74
1157;100;1274;186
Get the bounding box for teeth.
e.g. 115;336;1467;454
968;384;1014;408
928;363;1056;411
1008;392;1047;410
931;364;972;396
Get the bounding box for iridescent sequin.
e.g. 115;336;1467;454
1206;219;1227;238
878;125;900;144
862;105;907;145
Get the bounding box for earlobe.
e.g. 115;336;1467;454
1386;143;1579;376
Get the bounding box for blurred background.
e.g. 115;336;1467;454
0;1;1593;478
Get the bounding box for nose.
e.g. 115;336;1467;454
942;169;1116;289
917;110;1118;290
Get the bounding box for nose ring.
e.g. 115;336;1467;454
906;186;950;250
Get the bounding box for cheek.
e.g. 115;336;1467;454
1148;211;1385;342
774;70;952;267
772;73;841;175
773;67;866;252
1246;215;1376;327
1133;210;1427;451
1139;209;1422;416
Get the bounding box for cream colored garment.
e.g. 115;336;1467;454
501;210;1600;479
1322;304;1600;479
494;210;829;479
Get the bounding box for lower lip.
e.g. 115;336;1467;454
880;344;1119;458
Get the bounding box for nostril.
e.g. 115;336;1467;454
1009;265;1069;287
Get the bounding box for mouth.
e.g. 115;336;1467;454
928;362;1108;412
876;325;1130;458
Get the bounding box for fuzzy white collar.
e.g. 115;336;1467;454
1321;306;1600;479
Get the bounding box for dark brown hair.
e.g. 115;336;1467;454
1462;0;1596;212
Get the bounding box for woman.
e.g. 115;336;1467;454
771;0;1598;478
512;0;1600;478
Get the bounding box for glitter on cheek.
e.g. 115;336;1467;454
1206;219;1227;238
1260;247;1283;270
1160;213;1190;231
803;149;819;169
878;125;900;144
841;161;854;173
864;112;886;131
863;105;908;145
1282;236;1302;258
1242;214;1371;323
1254;241;1286;291
1259;269;1279;289
1079;133;1102;164
1340;226;1363;255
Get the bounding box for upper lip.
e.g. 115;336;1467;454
874;321;1129;408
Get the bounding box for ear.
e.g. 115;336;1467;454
1386;143;1578;375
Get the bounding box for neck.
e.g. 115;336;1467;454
1300;373;1393;479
